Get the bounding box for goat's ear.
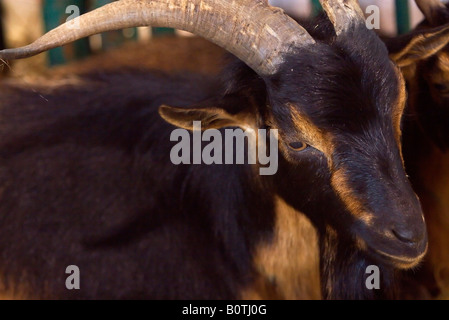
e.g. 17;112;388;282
158;104;255;131
387;24;449;68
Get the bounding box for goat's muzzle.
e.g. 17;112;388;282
331;151;428;270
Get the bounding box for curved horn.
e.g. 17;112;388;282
415;0;447;26
319;0;365;35
0;0;315;76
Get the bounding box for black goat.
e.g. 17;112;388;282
0;0;427;299
385;0;449;299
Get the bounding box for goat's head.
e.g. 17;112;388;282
386;0;449;149
0;0;427;269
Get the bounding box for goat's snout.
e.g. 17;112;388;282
391;224;426;245
389;191;427;247
366;190;428;269
331;151;428;269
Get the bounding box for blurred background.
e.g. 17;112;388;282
0;0;442;75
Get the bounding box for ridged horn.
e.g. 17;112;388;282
0;0;316;75
319;0;365;36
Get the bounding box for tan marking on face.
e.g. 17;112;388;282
288;105;377;226
288;104;335;156
288;106;374;225
331;168;373;225
241;196;321;300
392;65;407;156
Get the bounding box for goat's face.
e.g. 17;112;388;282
421;50;449;104
266;28;427;269
386;2;449;149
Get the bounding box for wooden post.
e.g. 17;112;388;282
152;27;175;37
311;0;322;17
90;0;137;50
43;0;90;65
395;0;410;34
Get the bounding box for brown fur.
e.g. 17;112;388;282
330;168;373;227
386;4;449;298
411;144;449;297
242;196;321;300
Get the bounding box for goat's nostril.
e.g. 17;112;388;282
392;228;417;244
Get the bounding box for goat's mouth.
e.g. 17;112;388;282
363;237;428;269
370;245;428;269
353;215;428;269
356;228;428;269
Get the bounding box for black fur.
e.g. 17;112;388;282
0;13;423;299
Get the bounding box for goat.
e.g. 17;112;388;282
384;0;449;299
0;0;427;299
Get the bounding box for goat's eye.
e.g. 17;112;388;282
288;141;308;151
433;83;449;93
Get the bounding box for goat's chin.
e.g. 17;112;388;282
367;244;428;270
354;230;428;270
